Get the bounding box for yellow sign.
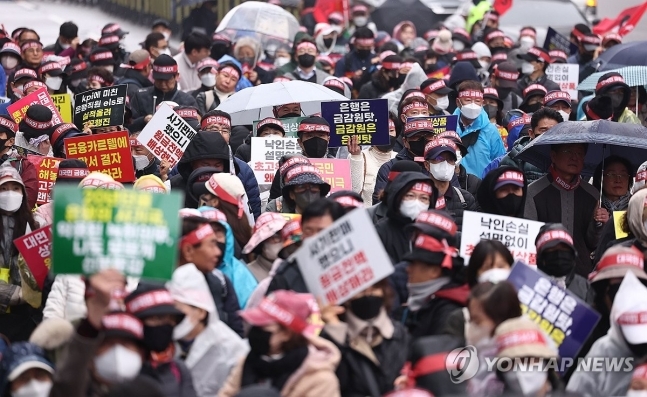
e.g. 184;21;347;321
614;211;628;239
51;94;72;123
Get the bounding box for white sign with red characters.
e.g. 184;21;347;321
136;103;198;168
460;211;545;265
293;209;394;305
546;64;579;100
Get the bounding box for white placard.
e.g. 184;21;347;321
250;136;301;186
136;104;197;168
459;211;545;265
293;209;394;305
546;64;580;100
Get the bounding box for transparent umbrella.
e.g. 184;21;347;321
215;1;301;47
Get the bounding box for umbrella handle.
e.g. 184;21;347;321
599;145;605;207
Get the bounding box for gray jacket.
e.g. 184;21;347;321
283;68;331;84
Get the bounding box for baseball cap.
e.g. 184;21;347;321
124;49;151;71
420;78;452;96
494;169;525;191
196;57;218;73
424;138;457;161
256;117;285;136
0;42;20;57
589;246;647;283
4;342;54;383
239;290;312;333
535;224;576;256
549;50;568;63
544;91;571;107
495;317;557;359
493;61;520;89
518;46;551;63
102;312;144;341
102;22;129;38
152;54;179;80
125;284;184;320
0;164;24;188
39;61;65;77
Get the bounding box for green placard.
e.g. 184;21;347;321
253;116;305;138
52;186;182;280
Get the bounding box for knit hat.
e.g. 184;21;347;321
125;283;184;320
432;29;453;55
206;173;246;218
535;224;576;257
20;105;53;142
589;246;647;283
543;90;571;107
386;160;422;182
79;171;115;189
493;61;519;89
256;117;285;136
282;164;331;200
585;96;613;121
471;42;491;60
56;159;89;183
89;47;114;66
242;212;288;254
152;54;178;80
0;115;18;138
188;166;218;201
404;210;459;247
495;317;557;359
297;116;330;137
424;137;457;161
239;290;312;334
549;50;568;63
453;50;481;69
102;312;144;341
447;62;478;89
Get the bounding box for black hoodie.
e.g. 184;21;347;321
477;165;527;218
376;172;438;264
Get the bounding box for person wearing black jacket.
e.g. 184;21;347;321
120;49;154;99
367;160;422;225
375;171;438;265
358;54;403;99
478;165;527;218
130;55;197;125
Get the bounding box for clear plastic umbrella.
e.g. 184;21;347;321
215;1;300;47
216;80;348;125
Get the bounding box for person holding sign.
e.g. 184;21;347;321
0;116;38;209
15;105;54;157
129;133;164;180
235;117;285;164
266;164;331;214
0;165;41;342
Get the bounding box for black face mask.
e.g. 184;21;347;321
496;87;512;99
408;139;426;157
522;103;542;114
627;342;647;359
303;137;328;158
248;326;272;355
217;241;227;265
239;57;255;66
143;324;174;352
425;62;438;74
388;76;400;89
349;295;383;320
607;283;621;304
538;250;575;277
484;104;499;119
211;43;231;60
281;112;301;118
498;193;523;216
376;136;397;152
397;74;406;86
357;49;372;59
323;38;334;47
297;54;316;68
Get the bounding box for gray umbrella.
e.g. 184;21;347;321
516;120;647;176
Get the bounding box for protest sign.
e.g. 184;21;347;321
250;136;301;185
63;131;136;182
52;186;182;280
322;99;389;147
73;85;127;130
614;211;628;239
8;87;63;125
26;155;63;204
14;226;52;289
508;261;601;366
52;93;73;123
546;64;579;99
543;27;578;56
407;115;459;136
253;116;304;138
460;211;545;265
136;104;198;168
293;208;394;305
309;159;352;194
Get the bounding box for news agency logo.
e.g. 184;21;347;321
445;345;479;384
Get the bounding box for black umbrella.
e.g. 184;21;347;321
370;0;442;38
596;41;647;71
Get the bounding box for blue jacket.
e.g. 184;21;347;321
214;220;258;309
453;108;506;177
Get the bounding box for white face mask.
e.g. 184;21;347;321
70;78;83;88
479;60;490;71
11;379;53;397
1;56;19;70
46;76;63;91
173;316;197;340
162;31;171;41
133;154;151;171
399;199;428;220
353;16;368;27
60;43;71;50
455;151;462;166
262;241;283;261
274;57;290;67
503;371;548;396
434;96;449;111
521;61;535;75
103;65;114;74
460;103;482;120
519;36;535;50
465;321;493;346
557;110;570;122
478;267;511;283
627;390;647;397
428;160;455;181
452;40;465;52
93;344;142;383
0;191;23;212
200;73;216;87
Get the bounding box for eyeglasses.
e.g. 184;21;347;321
211;128;231;135
558;149;585;159
604;173;630;181
293;184;321;194
429;156;456;165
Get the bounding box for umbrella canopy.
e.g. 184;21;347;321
595;41;647;71
578;66;647;91
215;2;300;46
216;80;348;125
370;0;443;37
516;120;647;176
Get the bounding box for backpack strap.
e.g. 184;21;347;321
460;129;481;149
453;187;467;208
205;90;215;111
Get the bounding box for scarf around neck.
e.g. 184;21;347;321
602;191;631;212
407;276;451;312
549;164;581;191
